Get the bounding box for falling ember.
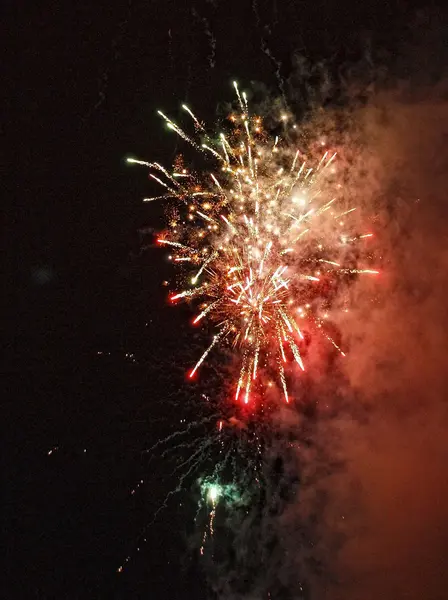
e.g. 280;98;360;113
128;84;378;404
199;482;224;555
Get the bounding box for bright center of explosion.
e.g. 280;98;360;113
207;484;221;503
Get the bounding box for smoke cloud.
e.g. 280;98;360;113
314;88;448;600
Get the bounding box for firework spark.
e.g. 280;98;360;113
128;82;377;404
200;482;221;555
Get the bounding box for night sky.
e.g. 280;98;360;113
5;1;447;598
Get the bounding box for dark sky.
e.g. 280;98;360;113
4;1;445;598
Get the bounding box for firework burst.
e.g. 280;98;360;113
128;82;377;404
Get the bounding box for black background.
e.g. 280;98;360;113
4;1;443;598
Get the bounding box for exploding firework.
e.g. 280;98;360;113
128;82;377;405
